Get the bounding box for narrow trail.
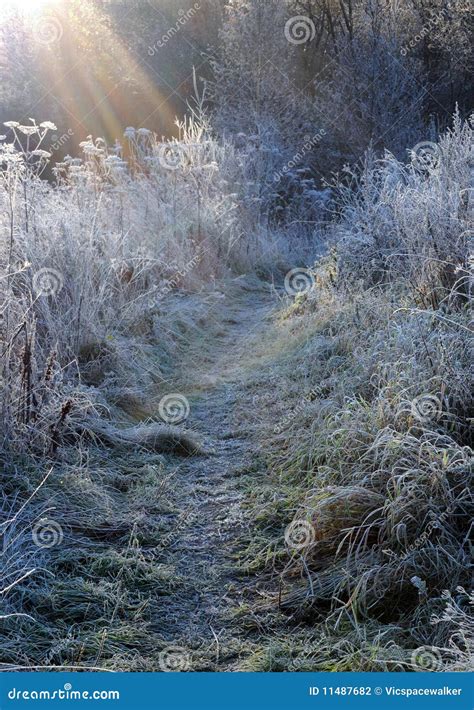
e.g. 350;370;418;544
152;281;276;670
3;279;282;672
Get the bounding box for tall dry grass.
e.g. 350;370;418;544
0;106;296;656
247;114;473;670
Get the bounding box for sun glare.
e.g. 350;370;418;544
6;0;51;14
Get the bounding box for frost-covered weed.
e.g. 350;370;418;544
0;110;296;456
251;115;473;671
333;111;473;308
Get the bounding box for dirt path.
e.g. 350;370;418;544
5;275;344;674
0;279;281;673
151;281;276;671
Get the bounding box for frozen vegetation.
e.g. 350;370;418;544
0;0;472;673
